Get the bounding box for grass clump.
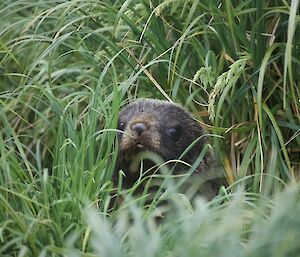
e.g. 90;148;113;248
0;0;299;256
87;185;300;257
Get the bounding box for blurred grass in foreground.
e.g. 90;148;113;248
87;184;300;257
0;0;299;256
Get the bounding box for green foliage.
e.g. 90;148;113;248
87;185;300;257
0;0;299;256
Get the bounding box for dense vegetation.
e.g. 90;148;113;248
0;0;299;256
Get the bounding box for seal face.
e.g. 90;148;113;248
115;99;212;187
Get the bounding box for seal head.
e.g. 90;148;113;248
115;99;212;187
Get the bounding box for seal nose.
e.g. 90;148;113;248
131;122;146;136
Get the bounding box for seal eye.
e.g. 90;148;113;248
118;121;126;131
166;126;181;142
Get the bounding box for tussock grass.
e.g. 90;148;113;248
0;0;299;256
88;185;300;257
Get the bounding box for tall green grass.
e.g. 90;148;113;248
0;0;299;256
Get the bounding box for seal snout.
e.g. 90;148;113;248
131;122;147;136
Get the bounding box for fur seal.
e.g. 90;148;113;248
114;99;222;199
